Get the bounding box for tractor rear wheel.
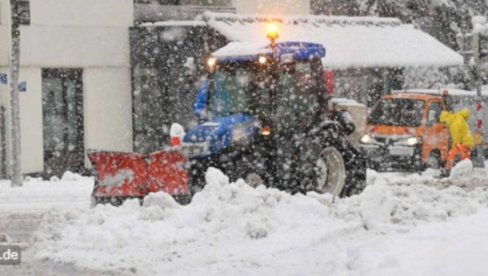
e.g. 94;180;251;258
314;147;347;197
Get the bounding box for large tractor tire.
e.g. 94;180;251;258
314;146;347;196
312;143;366;197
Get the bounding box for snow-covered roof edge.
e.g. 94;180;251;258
203;11;402;27
203;12;463;69
139;20;206;27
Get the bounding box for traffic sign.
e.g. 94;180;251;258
0;74;6;85
18;81;26;92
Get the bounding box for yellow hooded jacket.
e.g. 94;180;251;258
439;108;474;148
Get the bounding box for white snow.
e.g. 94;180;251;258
139;20;206;27
22;165;488;276
449;159;473;180
212;41;270;58
393;88;488;97
203;12;463;68
472;16;488;34
330;97;364;107
0;173;93;212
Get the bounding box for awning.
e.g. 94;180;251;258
203;12;464;69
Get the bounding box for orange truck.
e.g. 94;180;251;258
359;89;488;171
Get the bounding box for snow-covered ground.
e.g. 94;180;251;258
0;172;93;212
1;165;488;275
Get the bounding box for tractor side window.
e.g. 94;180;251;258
427;102;442;126
275;62;319;130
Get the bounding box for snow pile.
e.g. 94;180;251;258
61;171;86;181
345;209;488;276
449;159;473;180
32;168;488;275
33;168;352;274
0;172;93;211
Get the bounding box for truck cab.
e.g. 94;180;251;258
360;92;450;171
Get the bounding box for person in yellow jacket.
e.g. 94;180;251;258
439;108;474;172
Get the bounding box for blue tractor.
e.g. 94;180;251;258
176;39;366;197
89;32;366;206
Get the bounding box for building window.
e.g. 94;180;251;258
14;0;31;25
42;69;84;176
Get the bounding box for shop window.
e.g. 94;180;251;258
14;0;30;25
42;69;84;176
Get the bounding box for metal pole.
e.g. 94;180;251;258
9;0;22;186
472;32;485;168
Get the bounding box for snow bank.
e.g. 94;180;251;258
449;159;473;180
33;168;488;275
346;209;488;276
0;172;93;212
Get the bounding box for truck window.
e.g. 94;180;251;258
427;102;442;126
368;98;425;127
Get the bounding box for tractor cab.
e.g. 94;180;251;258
181;41;329;157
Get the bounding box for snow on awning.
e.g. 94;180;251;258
203;12;464;69
212;41;270;58
139;20;206;27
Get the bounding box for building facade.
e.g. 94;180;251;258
0;0;134;176
0;0;310;177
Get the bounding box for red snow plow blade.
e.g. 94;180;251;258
88;150;190;205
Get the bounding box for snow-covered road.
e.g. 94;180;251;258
1;165;488;276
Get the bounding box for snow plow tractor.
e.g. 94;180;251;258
88;27;366;206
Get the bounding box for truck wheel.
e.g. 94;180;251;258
314;147;346;197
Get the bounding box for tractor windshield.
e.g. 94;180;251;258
368;98;425;127
208;63;270;118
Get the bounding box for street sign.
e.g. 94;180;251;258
0;74;27;91
18;81;26;92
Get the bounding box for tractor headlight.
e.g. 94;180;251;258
360;134;373;144
397;136;420;146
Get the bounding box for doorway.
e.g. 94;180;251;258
42;69;84;176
